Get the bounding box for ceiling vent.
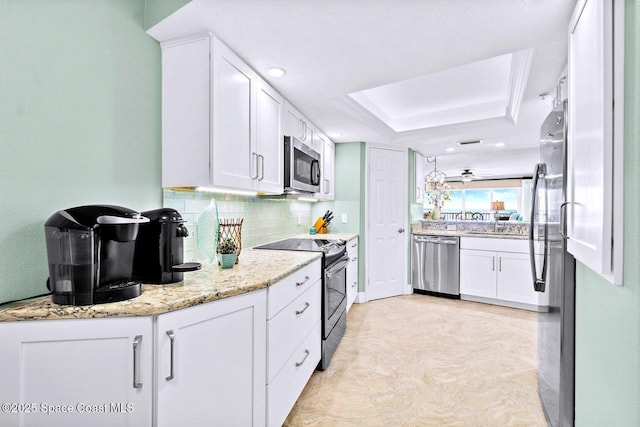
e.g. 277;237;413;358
457;139;483;146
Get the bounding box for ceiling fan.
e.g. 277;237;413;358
448;169;494;182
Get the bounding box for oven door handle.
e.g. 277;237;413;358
325;255;350;279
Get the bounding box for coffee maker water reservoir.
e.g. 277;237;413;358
44;205;149;305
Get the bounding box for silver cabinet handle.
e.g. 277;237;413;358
351;257;357;262
295;349;310;367
296;302;310;315
133;335;143;389
324;179;330;194
351;243;357;248
300;120;306;140
499;257;502;272
166;330;175;381
351;282;357;288
296;276;310;287
251;152;259;179
492;257;495;271
397;228;405;233
258;154;265;181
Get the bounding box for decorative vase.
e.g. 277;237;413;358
432;206;441;220
218;253;237;269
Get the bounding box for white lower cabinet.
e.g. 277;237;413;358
266;259;322;427
459;237;548;310
0;316;153;427
155;290;266;427
346;237;359;311
266;322;321;427
0;261;325;427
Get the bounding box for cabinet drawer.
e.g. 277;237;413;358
267;259;321;319
266;321;321;427
267;280;321;383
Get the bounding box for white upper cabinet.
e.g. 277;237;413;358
284;101;315;149
566;0;624;284
211;36;255;190
315;133;335;200
255;79;285;194
161;34;284;194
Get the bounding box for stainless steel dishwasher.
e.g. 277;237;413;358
411;235;460;297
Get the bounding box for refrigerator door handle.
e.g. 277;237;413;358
559;201;571;238
529;163;548;292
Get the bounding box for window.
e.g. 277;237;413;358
423;179;529;221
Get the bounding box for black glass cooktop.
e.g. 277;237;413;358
254;238;346;264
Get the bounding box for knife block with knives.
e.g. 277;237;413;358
313;210;334;234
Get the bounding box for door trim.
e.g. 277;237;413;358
364;143;410;302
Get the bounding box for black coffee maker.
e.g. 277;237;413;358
133;208;201;284
44;205;148;305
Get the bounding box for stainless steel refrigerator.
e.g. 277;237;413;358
530;100;576;427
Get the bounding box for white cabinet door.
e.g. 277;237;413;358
0;317;153;427
567;0;624;284
255;79;284;193
283;101;314;148
211;36;256;191
156;290;266;427
161;36;211;188
495;252;538;304
284;102;303;140
316;135;335;200
460;249;497;298
414;152;425;204
346;238;359;311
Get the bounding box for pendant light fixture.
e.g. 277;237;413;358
425;156;449;191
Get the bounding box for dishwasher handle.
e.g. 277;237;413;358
413;236;458;245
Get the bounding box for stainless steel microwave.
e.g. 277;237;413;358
284;136;321;193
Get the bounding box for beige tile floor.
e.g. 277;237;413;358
285;294;547;427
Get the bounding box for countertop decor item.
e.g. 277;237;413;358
217;217;243;264
197;199;219;263
217;238;237;268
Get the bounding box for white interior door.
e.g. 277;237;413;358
366;145;408;301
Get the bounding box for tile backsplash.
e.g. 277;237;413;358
163;189;314;262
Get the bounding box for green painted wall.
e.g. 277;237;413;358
144;0;190;30
0;0;162;304
312;142;366;291
574;1;640;425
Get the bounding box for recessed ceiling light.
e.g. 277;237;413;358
495;142;505;147
268;67;286;78
446;147;455;153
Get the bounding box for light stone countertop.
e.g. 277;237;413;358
411;222;528;240
412;229;528;240
0;249;322;322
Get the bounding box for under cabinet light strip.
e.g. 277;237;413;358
195;187;258;196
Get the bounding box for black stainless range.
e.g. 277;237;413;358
254;238;349;370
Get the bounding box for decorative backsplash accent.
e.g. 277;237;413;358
163;189;313;262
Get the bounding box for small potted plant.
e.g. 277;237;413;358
217;237;237;269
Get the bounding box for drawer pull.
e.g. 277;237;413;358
296;302;310;315
296;276;310;287
132;335;143;389
295;349;310;367
351;282;357;288
166;330;175;381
